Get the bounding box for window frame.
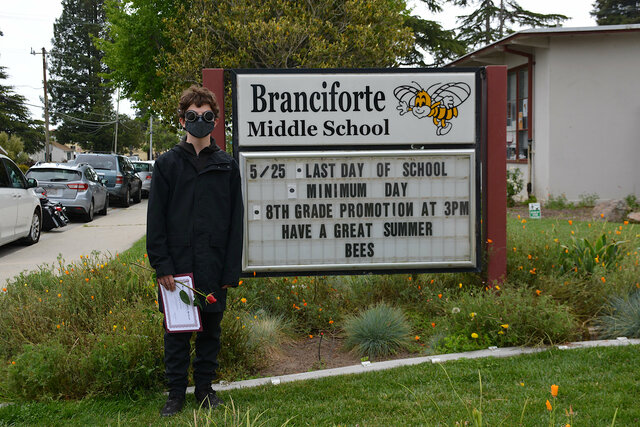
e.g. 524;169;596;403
506;64;529;164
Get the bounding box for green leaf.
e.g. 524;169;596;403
179;290;192;305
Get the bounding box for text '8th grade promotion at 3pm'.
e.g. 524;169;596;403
232;69;483;276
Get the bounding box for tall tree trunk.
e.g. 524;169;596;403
498;0;505;38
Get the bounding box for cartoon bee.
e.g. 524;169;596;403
394;81;471;135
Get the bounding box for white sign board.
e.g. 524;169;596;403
234;71;477;147
240;150;477;273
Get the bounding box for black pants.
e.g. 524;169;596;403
164;311;224;394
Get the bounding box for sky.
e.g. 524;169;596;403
0;0;596;122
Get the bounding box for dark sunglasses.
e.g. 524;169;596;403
185;110;215;123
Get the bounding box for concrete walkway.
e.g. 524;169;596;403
192;338;640;394
0;201;147;285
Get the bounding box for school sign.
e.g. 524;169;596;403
226;69;492;277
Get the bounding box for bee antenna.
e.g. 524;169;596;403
411;81;425;91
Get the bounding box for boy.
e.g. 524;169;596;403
147;85;243;417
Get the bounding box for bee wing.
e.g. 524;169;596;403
428;82;471;109
393;85;418;104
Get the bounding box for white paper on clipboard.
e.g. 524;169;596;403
160;273;202;332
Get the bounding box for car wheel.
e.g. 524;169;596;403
133;185;142;203
98;195;109;215
84;200;94;222
122;187;131;207
22;209;41;245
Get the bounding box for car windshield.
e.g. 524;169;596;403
133;163;151;172
27;168;82;182
76;155;116;170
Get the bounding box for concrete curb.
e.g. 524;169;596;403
184;338;640;394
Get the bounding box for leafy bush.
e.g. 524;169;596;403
343;303;412;359
595;290;640;339
545;194;573;209
506;168;524;207
624;194;640;211
557;233;624;275
435;285;580;352
578;193;599;208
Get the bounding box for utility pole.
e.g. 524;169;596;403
31;47;52;162
113;88;120;153
149;115;153;160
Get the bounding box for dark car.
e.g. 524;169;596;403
26;162;109;221
73;153;142;207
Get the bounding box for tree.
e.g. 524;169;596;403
101;0;466;124
0;132;29;165
48;0;115;152
99;0;179;112
0;30;45;154
591;0;640;25
155;0;416;124
453;0;568;48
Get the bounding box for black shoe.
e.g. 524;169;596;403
160;393;185;417
195;386;223;410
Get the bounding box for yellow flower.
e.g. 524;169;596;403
471;333;479;339
551;384;559;397
240;298;247;303
501;324;509;329
495;285;501;290
546;399;552;411
470;312;476;318
520;382;525;386
459;283;462;288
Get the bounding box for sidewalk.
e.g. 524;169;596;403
0;201;147;285
192;338;640;394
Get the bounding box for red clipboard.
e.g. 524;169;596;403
160;273;203;333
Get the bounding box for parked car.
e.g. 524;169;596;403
26;163;109;222
0;154;42;246
72;153;142;207
132;160;154;198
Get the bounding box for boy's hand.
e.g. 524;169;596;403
158;275;176;291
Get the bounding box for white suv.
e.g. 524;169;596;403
0;154;42;246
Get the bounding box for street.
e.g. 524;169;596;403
0;200;148;286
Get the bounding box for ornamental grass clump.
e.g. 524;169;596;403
595;289;640;339
343;302;411;359
245;311;293;356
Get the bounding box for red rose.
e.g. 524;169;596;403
206;294;217;304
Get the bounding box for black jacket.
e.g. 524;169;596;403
146;142;243;312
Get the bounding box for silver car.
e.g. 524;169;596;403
132;160;154;198
26;163;109;222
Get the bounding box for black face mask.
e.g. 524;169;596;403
184;117;215;138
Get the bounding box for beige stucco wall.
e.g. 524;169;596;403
535;32;640;202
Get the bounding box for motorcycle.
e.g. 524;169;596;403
34;187;70;231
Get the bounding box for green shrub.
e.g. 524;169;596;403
343;303;411;359
434;285;580;352
595;290;640;339
506;168;524;207
557;233;624;275
624;194;640;211
245;311;293;356
578;193;599;208
217;302;264;380
545;194;573;209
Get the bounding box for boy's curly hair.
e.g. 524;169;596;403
178;85;219;119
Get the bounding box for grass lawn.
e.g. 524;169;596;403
1;344;638;426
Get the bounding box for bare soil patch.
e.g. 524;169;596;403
259;336;415;377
